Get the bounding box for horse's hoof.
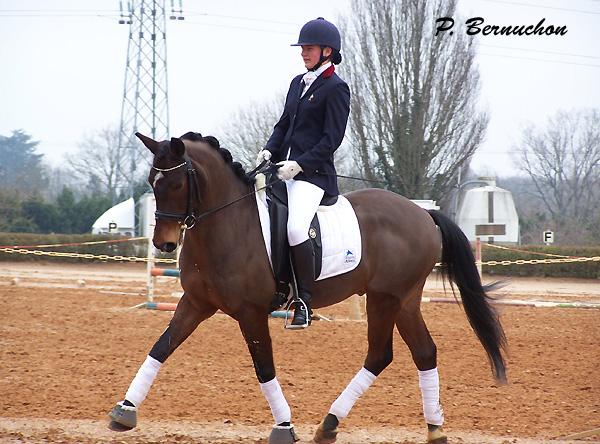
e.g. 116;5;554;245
108;420;134;432
268;424;299;443
108;401;137;431
427;424;447;443
313;415;338;444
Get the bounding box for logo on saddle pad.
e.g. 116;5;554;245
344;249;356;263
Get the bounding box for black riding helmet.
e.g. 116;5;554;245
291;17;342;71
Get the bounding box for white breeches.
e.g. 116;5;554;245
285;179;324;246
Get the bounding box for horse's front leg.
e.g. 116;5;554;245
108;293;216;431
237;306;298;444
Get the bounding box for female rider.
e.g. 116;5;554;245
256;17;350;329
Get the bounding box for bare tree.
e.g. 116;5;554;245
517;109;600;242
218;97;284;168
68;127;130;203
338;0;488;201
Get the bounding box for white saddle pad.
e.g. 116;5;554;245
255;183;362;281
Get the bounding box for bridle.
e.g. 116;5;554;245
152;157;278;231
152;156;202;229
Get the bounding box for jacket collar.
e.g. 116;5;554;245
321;64;335;79
299;64;335;100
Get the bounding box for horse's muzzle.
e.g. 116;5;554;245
156;242;177;253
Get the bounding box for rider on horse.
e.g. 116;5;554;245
256;17;351;329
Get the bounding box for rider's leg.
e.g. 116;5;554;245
285;179;324;328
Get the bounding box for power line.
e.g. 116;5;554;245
0;9;119;12
480;43;600;60
480;0;600;15
184;10;297;26
180;19;293;35
0;8;298;26
0;13;294;35
0;8;300;27
479;52;600;68
0;8;120;18
0;13;120;18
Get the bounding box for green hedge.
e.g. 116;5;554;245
481;245;600;279
0;233;175;263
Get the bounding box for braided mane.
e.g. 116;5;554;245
180;132;255;185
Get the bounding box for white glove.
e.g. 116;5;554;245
276;161;303;181
256;149;272;165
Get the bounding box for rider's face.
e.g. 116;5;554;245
301;45;332;70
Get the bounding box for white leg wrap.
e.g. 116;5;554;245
418;367;444;426
329;367;376;419
260;377;291;425
124;355;162;407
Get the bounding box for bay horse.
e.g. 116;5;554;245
108;132;507;444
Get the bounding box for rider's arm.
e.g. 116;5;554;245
265;77;299;161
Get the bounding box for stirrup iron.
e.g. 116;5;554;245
284;298;310;330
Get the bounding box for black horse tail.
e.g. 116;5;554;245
427;209;508;383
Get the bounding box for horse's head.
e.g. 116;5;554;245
137;132;199;253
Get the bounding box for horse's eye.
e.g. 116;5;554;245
171;182;184;191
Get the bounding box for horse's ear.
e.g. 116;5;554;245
135;132;158;154
170;137;185;158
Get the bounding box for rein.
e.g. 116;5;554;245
152;158;278;230
316;171;406;188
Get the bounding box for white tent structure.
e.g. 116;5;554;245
138;192;156;238
456;179;519;244
411;199;440;211
91;198;135;236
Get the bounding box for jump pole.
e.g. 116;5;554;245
144;302;178;311
559;427;600;440
421;296;600;309
144;270;600;310
151;268;180;277
141;304;329;321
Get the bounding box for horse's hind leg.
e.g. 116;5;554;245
314;291;399;444
108;294;216;431
396;301;446;444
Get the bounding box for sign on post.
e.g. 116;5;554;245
543;230;554;245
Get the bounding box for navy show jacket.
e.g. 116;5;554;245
265;65;350;197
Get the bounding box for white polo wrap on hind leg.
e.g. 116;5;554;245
124;355;162;407
260;377;291;424
329;367;376;419
418;367;444;426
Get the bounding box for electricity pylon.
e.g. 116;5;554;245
117;0;184;198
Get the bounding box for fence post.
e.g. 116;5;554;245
475;237;483;277
146;237;155;302
348;294;363;320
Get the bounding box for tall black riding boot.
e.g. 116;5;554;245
289;239;315;329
